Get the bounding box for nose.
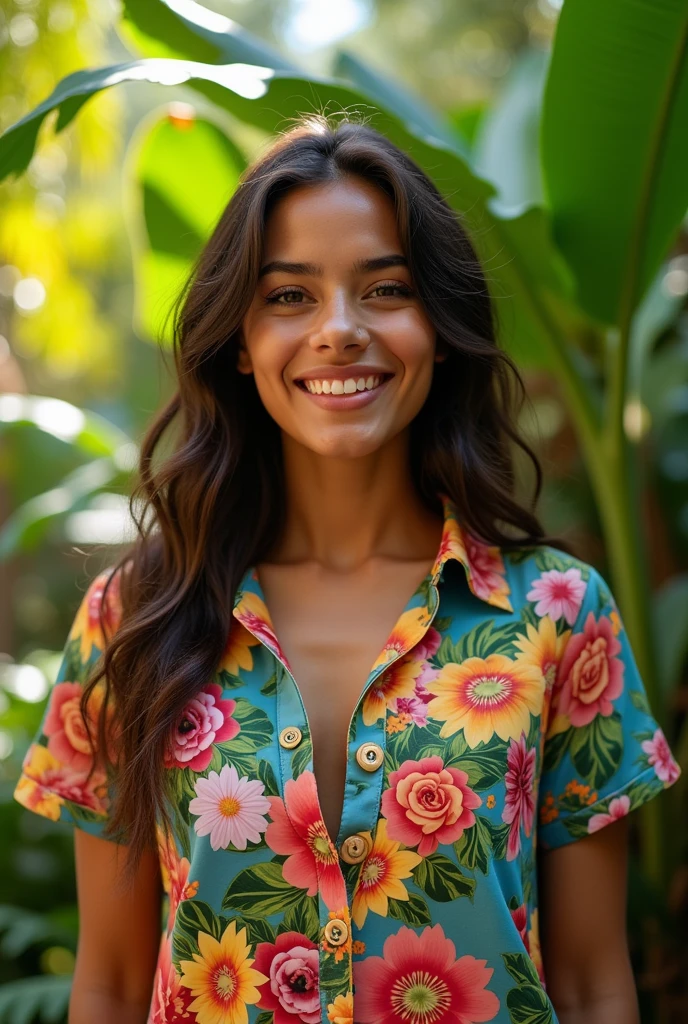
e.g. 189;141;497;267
309;290;370;353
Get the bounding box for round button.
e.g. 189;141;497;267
356;742;384;772
340;834;370;864
279;726;302;750
324;918;349;946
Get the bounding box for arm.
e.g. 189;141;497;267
539;817;639;1024
69;829;163;1024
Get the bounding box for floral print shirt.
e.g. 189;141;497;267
14;494;681;1024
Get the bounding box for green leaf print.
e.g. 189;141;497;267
388;892;432;926
292;737;312;778
412;852;476;902
447;743;508;791
506;983;555;1024
255;1013;274;1024
502;951;555;1023
227;914;276;946
454;815;493;874
217;669;245;689
222;859;305;918
629;689;651;715
257;758;279;797
542;727;571;774
569;710;623;790
260;671;278;696
489;821;511;861
278;895;320;941
172;899;223;968
225;698;274;754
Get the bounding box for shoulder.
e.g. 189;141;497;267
501;544;610;622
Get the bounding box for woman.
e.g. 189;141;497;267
14;115;680;1024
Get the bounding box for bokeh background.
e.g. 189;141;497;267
0;1;686;1021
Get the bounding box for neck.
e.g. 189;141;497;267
269;430;443;573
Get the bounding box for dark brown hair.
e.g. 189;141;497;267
81;112;562;882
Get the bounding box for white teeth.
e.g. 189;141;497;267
301;374;386;395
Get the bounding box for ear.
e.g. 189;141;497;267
236;332;253;375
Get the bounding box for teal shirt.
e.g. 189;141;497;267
14;495;680;1024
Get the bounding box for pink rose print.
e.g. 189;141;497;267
641;729;680;785
555;612;624;727
587;795;631;834
382;755;481;856
526;567;586;626
254;932;320;1024
502;733;536;861
164;683;240;772
355;923;500;1024
44;682;110;774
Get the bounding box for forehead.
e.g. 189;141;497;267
262;176;403;259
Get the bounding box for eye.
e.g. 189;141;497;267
368;282;414;299
264;287;307;305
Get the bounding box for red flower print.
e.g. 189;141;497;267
501;733;536;861
555;612;624;727
164;683;240;773
254;931;320;1024
265;771;345;910
354;923;500;1024
382;756;481;856
157;826;199;933
234;590;292;670
69;569;122;662
641;728;680;784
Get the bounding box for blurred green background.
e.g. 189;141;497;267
0;0;686;1021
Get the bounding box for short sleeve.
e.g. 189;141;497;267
538;565;681;849
13;568;125;842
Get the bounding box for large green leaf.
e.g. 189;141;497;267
119;0;296;69
0;394;132;456
333;49;469;156
0;58;579;376
0;974;72;1024
474;48;549;209
542;0;688;326
127;108;247;341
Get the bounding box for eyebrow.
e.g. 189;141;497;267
257;254;409;279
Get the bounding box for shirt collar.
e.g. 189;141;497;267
431;493;513;612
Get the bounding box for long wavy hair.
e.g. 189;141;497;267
81;113;563;883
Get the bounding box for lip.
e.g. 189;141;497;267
295;373;393;411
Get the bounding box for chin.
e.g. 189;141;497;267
297;427;390;460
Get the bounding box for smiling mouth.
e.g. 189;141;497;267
296;373;393;395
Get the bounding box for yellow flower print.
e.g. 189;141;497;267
370;607;433;673
69;570;121;663
513;616;569;691
427;653;544;747
179;920;266;1024
327;991;354;1024
352;818;421;928
364;656;421;725
220;619;260;675
386;712;413;734
486;794;496;809
14;766;63;821
609;609;622;636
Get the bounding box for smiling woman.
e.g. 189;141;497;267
13;114;680;1024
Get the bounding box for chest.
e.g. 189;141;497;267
257;559;434;835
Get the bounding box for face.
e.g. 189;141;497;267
238;175;443;459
